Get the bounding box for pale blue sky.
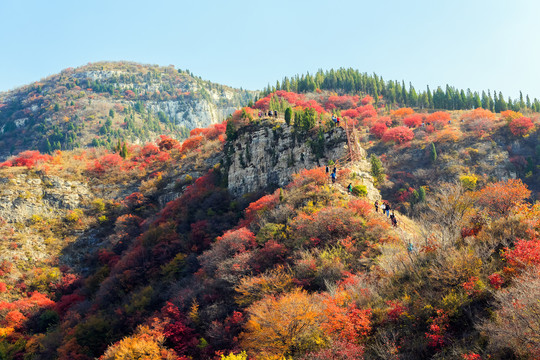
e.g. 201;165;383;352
1;0;539;100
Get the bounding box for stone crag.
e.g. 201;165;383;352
226;120;381;201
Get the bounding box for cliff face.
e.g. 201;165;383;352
0;171;92;223
226;121;381;200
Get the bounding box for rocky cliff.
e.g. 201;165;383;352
0;171;92;223
226;121;381;200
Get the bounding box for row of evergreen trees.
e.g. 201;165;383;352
262;68;540;113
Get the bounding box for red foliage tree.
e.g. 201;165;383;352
361;95;373;105
370;123;388;139
341;109;360;119
403;114;423;128
509;117;534;136
190;123;226;140
382;126;414;144
504;238;540;271
10;150;52;168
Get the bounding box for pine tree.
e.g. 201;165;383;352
430;143;437;163
370;154;385;186
120;142;128;159
284;107;292;125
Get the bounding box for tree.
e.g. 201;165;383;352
481;268;540;358
430;143;437;163
419;182;475;247
225;120;237;141
240;289;324;358
370;154;385;186
284;107;292;125
509;117;534;136
476;179;531;217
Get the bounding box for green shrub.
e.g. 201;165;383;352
352;185;367;197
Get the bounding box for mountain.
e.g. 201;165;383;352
0;81;539;359
0;61;255;160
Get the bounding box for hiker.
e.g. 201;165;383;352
332;115;337;125
374;200;379;212
407;242;414;253
333;166;337;174
336;117;340;126
381;202;386;214
390;211;397;227
331;171;336;184
347;183;352;194
386;203;391;217
274;110;278;118
325;165;329;174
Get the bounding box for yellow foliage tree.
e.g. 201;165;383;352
240;289;325;359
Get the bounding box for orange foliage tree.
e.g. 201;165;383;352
391;108;414;119
476;179;531;216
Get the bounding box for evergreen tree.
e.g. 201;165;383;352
225;120;236;141
426;85;433;108
473;92;482;109
409;82;418;107
284;107;292;125
430;143;437;163
370;154;385;186
120;142;128;159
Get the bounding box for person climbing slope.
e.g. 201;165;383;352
374;200;379;213
347;183;352;194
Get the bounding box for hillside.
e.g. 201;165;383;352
0;62;255;160
0;83;538;360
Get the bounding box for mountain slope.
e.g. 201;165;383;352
0;61;255;160
0;84;538;359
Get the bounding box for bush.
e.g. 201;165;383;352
352;185;367;197
382;126;414;144
509;117;534;136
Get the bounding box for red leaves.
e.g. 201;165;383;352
504;238;540;271
190;123;226;140
4;150;53;168
382;126;414;144
90;153;123;174
425;309;449;349
509;116;534;136
403;114;423;128
370;123;387;139
181;135;204;153
488;273;504;289
239;190;280;228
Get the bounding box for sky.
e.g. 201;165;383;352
0;0;539;100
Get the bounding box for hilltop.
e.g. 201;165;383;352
0;61;255;160
0;77;538;360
